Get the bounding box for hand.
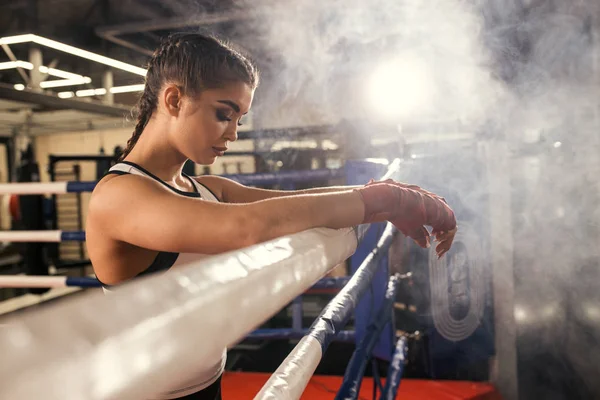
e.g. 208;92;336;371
431;227;457;258
355;182;457;258
368;179;456;257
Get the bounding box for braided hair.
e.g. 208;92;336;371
120;33;259;160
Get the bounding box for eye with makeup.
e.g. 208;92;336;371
216;108;244;126
216;108;233;122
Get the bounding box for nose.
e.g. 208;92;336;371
223;123;238;142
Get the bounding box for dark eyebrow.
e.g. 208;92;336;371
217;100;240;113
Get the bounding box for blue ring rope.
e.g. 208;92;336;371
65;276;102;288
335;274;401;400
63;276;352;290
60;231;86;241
307;225;396;353
65;181;97;193
380;336;409;400
248;329;356;342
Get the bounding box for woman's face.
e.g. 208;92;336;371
170;81;254;165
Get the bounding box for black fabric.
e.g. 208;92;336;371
105;170;127;176
97;244;180;289
139;251;179;277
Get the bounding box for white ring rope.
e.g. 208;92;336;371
0;181;68;195
0;227;358;400
0;275;69;288
0;230;62;242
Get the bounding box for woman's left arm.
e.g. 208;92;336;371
196;175;359;203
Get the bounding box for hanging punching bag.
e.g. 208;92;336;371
17;144;49;295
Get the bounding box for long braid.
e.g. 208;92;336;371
118;40;176;161
119;90;156;161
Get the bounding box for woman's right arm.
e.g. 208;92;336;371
87;174;366;255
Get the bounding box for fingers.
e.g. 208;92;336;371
397;225;430;249
410;226;431;249
397;223;457;257
433;227;457;258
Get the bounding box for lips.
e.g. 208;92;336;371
212;147;228;156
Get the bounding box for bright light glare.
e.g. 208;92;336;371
514;306;528;322
584;304;600;322
366;54;436;120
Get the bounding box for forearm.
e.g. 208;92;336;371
244;190;365;244
224;184;362;203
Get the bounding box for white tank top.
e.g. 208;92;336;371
102;161;226;398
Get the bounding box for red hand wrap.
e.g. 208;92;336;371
355;182;456;233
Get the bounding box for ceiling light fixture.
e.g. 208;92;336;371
39;77;92;89
59;83;144;98
0;34;147;76
1;60;92;83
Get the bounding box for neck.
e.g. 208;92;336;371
124;119;187;182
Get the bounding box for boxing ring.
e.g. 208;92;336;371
0;159;410;399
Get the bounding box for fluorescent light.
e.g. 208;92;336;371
0;61;18;70
40;77;92;89
16;61;33;69
1;60;93;85
39;65;86;80
14;84;25;90
109;84;145;93
58;92;75;99
0;34;147;76
0;34;35;45
76;88;107;97
59;83;144;98
0;61;32;70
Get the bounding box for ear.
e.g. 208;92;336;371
162;84;182;117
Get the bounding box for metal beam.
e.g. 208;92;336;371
96;11;250;35
0;83;131;117
136;0;176;19
95;10;251;55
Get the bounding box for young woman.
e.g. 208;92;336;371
86;33;457;400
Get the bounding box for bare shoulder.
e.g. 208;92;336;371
88;173;164;222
